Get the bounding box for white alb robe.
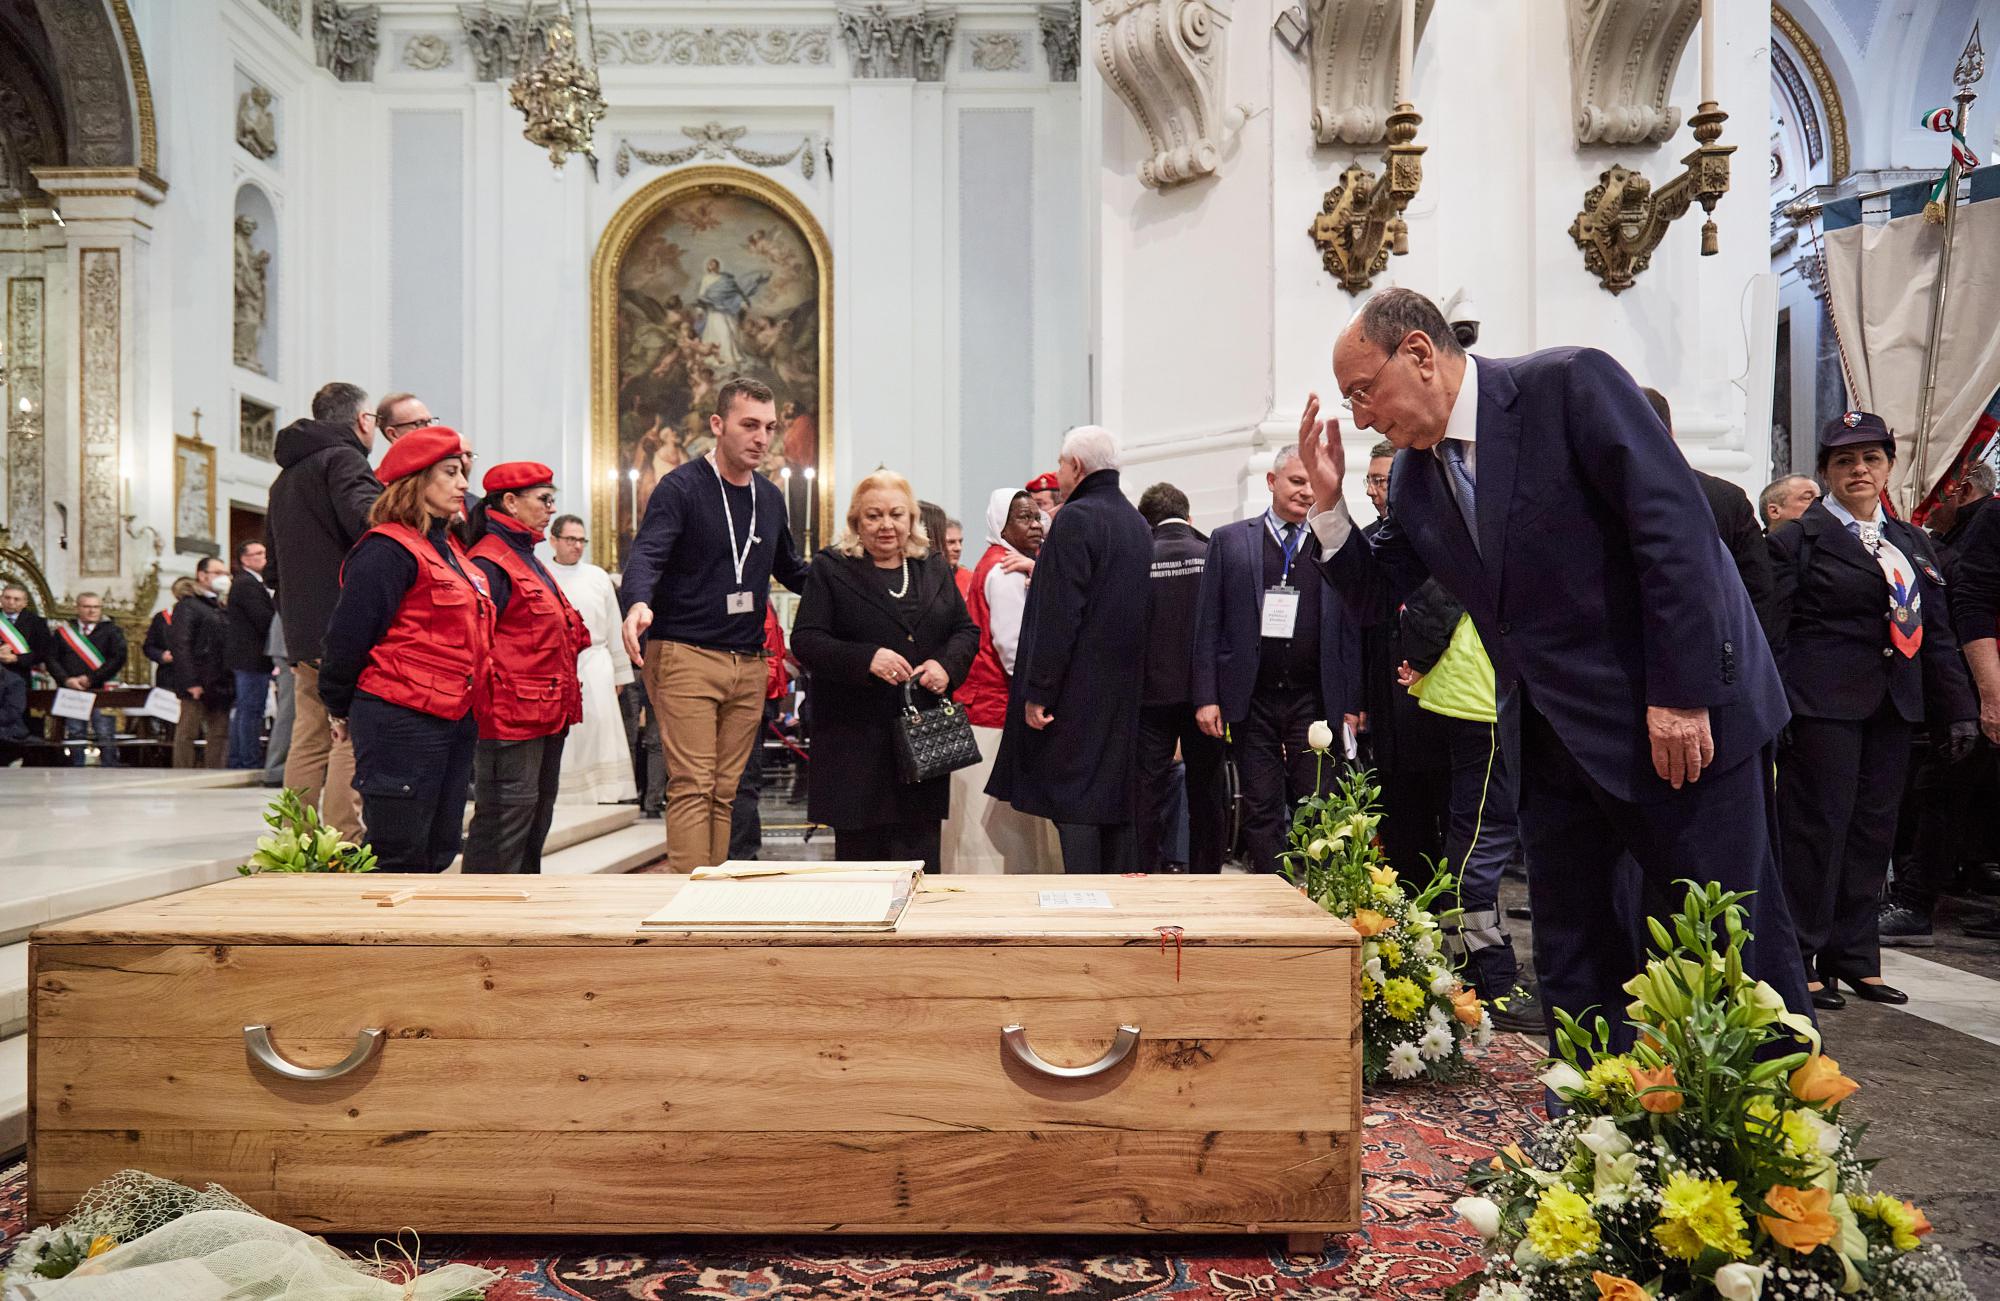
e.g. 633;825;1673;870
548;558;638;805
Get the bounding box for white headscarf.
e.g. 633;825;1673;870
985;487;1022;550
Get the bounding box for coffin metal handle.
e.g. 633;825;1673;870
1001;1023;1141;1079
244;1024;385;1082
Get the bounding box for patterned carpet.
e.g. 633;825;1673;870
0;1036;1545;1300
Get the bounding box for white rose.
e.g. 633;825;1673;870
1430;970;1456;996
1713;1262;1766;1301
1796;1107;1843;1156
1363;956;1385;986
1577;1116;1632;1160
1539;1061;1587;1097
1414;932;1439;960
1307;719;1335;751
1453;1195;1501;1240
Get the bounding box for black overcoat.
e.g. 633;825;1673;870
792;549;979;830
986;469;1153;823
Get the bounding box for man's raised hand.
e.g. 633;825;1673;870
1296;393;1346;509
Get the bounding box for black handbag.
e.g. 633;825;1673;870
893;682;981;784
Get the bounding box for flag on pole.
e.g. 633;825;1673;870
1920;106;1981;218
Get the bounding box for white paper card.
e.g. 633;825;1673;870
50;687;96;721
648;879;894;926
1038;889;1113;909
726;590;754;614
143;686;181;723
1260;587;1300;639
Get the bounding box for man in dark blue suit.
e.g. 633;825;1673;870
1190;448;1360;873
1297;288;1812;1035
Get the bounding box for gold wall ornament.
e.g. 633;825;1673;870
1307;102;1424;295
1569;102;1734;295
509;1;606;172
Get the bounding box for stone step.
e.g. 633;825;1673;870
540;803;640;855
0;943;24;1039
0;1034;23;1158
541;823;668;875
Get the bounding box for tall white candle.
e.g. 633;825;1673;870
1700;0;1715;104
1399;0;1415;103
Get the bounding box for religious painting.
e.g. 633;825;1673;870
173;434;217;556
240;396;276;461
592;166;832;572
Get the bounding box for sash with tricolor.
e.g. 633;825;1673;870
0;612;28;656
55;622;106;671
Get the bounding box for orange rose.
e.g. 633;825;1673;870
1350;908;1391;938
1592;1273;1648;1301
1450;987;1484;1027
1759;1184;1836;1253
1789;1054;1860;1106
1629;1062;1684;1114
1910;1203;1933;1238
1489;1141;1528;1172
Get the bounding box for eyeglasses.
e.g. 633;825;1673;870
525;492;557;507
387;415;440;432
1340;345;1406;411
555;534;587;545
1364;475;1391;491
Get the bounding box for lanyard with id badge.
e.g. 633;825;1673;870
711;453;759;615
1261;515;1304;639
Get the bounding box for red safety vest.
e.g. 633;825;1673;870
468;530;589;740
352;523;494;721
955;543;1014;729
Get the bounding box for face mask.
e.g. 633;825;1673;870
210;575;233;596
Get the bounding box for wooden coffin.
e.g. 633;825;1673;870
30;873;1360;1243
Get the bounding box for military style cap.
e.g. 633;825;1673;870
1820;410;1893;452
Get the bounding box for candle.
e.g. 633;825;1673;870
1399;0;1415;103
803;467;818;553
1700;0;1715;104
625;467;639;533
780;465;794;527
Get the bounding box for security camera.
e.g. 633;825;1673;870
1442;288;1480;349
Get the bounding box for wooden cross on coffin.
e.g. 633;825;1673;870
362;886;533;908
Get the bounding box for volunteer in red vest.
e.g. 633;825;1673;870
462;462;589;874
319;427;493;872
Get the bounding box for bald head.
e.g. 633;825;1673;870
1331;289;1468;452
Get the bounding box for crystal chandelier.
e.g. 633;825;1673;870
509;0;606;173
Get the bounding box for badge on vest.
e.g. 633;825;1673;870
1261;586;1300;639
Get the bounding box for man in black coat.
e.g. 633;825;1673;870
1134;481;1224;872
0;583;49;690
224;539;277;769
46;591;129;765
266;381;380;834
169;557;235;769
1642;389;1780;647
988;427;1154;872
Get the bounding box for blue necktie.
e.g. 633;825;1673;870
1440;439;1478;553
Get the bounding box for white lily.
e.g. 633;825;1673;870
1714;1262;1766;1301
1452;1195;1501;1239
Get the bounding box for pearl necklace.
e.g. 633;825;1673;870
888;556;910;598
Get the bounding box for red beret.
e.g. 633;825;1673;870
483;461;556;494
1025;472;1060;493
378;425;468;484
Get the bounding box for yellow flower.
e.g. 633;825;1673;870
1490;1141;1528;1172
1450;987;1484;1027
1860;1194;1933;1251
1369;864;1398;888
1378;937;1404;968
1591;1273;1648;1301
1383;976;1426;1021
1652;1171;1751;1261
85;1236;116;1260
1351;909;1391;938
1360;975;1379;1003
1583;1056;1637;1102
1525;1185;1600;1261
1623;954;1712;1023
1759;1184;1837;1254
1629;1062;1684;1114
1789;1054;1859;1107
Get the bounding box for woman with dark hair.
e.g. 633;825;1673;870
1769;411;1976;1008
462;462;590;873
320;427;493;872
792;470;979;872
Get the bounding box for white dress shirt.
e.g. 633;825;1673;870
1310;354;1478;553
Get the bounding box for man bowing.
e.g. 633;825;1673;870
1297;288;1811;1036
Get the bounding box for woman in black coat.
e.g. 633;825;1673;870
1769;412;1976;1010
792;470;979;873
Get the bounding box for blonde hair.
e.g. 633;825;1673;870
833;470;931;560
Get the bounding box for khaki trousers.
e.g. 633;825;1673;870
644;640;765;872
172;699;229;769
286;662;364;841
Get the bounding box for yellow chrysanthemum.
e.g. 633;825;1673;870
1378;938;1404;968
1360;976;1380;1003
1860;1194;1931;1251
1584;1055;1637;1102
1652;1171;1751;1261
1525;1185;1600;1261
1745;1097;1827;1164
1383;976;1426;1021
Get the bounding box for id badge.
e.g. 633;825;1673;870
726;590;755;615
1261;586;1300;639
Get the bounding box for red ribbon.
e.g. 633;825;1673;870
1155;924;1185;982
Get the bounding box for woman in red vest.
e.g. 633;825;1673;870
319;427;493;872
462;462;590;873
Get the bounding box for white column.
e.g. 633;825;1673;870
842;81;921;490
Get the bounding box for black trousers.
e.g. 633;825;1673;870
350;694;478;873
620;682;666;815
1893;736;1994;912
836;820;942;874
463;730;568;874
1517;702;1812;1044
1237;685;1333;874
729;705;772;860
1056;820;1137;873
1135;704;1226;872
1779;705;1912;982
1440;717;1521;998
1376;763;1449;880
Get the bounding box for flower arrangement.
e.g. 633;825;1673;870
1280;755;1492;1084
240;788;378;874
0;1225;116;1288
1450;881;1973;1301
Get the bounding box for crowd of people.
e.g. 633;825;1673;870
9;288;2000;1045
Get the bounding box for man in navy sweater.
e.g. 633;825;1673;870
621;377;809;870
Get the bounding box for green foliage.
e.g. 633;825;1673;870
239;788;379;874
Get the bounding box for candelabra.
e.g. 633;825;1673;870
1307;102;1426;295
1569;102;1735;295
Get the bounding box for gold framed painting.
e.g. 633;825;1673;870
172;434;217;555
591;165;833;572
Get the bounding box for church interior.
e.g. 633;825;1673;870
1;0;1999;1297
